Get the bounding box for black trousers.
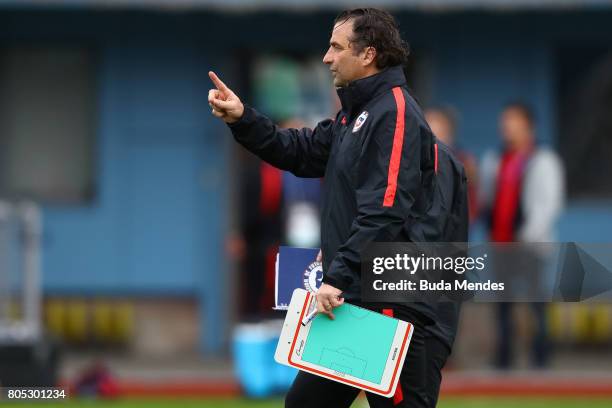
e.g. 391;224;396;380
285;306;443;408
423;333;451;408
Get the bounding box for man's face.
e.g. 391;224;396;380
499;107;533;150
322;19;371;87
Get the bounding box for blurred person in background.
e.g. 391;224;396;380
480;102;565;368
425;106;479;222
278;118;322;250
409;142;469;408
421;107;473;406
230;118;321;320
209;7;448;408
231;150;283;319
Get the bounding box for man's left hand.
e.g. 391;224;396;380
316;283;344;320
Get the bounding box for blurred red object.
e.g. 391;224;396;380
72;361;119;398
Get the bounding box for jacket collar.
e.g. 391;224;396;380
336;65;407;119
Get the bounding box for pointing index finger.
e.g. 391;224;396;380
208;71;230;93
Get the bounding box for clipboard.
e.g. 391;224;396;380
275;288;413;397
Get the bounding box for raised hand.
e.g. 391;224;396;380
208;71;244;124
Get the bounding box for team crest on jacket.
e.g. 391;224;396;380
303;261;323;293
352;111;369;133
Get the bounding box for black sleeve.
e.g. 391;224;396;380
228;106;334;178
323;104;429;291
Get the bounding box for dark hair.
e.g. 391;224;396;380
334;8;410;70
503;101;535;126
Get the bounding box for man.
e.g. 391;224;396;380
480;102;564;368
412;140;469;408
209;8;439;407
425;107;478;222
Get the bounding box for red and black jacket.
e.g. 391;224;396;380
229;65;437;321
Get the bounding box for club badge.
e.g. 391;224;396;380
303;261;323;293
352;111;369;133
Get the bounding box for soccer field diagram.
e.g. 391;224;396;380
300;303;399;384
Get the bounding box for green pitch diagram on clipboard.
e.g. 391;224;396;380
275;288;413;397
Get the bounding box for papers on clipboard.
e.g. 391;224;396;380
275;289;413;397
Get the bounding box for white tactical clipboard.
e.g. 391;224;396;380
275;288;413;397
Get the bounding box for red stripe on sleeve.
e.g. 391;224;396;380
383;87;406;207
434;143;439;174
